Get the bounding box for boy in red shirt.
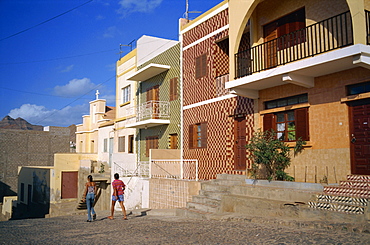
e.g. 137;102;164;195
108;173;127;220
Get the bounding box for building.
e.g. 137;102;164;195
226;0;370;183
0;126;71;201
180;1;254;180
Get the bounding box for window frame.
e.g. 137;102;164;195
118;136;125;152
195;53;207;79
189;122;207;149
121;85;131;104
263;107;309;142
128;135;134;153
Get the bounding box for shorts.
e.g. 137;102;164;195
112;195;124;202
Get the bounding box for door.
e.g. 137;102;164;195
234;117;247;170
61;171;78;199
349;99;370;175
264;22;278;69
146;85;159;119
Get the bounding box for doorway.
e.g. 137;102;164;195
349;99;370;175
234;117;247;170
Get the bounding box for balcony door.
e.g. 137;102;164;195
263;8;305;69
146;85;159;119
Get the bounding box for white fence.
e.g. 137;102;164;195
114;161;149;178
150;159;198;181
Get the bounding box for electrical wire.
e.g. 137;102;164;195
0;0;94;42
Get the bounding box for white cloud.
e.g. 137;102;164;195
54;78;97;97
103;26;120;38
117;0;163;15
8;104;88;127
60;65;74;73
101;94;116;105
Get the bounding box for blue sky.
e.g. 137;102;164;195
0;0;222;127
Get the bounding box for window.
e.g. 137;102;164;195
90;140;94;153
265;94;308;109
122;85;131;104
128;135;134;153
170;77;178;101
264;108;309;142
347;81;370;95
146;136;159;157
20;183;24;202
169;133;178;149
103;138;108;152
195;53;207;79
118;136;125;152
189;122;207;148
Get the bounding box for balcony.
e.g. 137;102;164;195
125;100;170;129
228;11;370;99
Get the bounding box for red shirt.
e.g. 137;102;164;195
112;179;125;196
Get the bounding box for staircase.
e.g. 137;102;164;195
178;174;370;224
178;174;246;218
309;175;370;215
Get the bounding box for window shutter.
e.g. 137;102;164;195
189;125;194;149
201;122;207;148
201;54;207;78
263;113;275;132
295;107;309;141
195;56;201;79
173;77;178;100
170;78;174;101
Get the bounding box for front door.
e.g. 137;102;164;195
349;99;370;175
61;171;78;199
234;117;246;170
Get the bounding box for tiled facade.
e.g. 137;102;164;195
182;3;254;180
135;43;181;162
227;0;370;183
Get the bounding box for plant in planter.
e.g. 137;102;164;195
246;129;305;181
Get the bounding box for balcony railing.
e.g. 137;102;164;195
235;11;353;79
137;100;170;122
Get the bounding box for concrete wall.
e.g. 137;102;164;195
0;127;70;200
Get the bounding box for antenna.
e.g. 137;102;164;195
118;39;136;59
184;0;201;20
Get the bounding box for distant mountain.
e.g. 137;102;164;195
0;116;43;131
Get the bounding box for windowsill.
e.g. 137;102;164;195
286;141;312;148
260;103;310;115
120;101;131;107
340;92;370;103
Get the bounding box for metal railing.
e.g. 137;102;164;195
114;161;149;178
235;11;353;78
150;159;199;181
136;100;170;121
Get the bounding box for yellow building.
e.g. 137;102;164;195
226;0;370;183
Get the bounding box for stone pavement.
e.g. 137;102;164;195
0;210;370;245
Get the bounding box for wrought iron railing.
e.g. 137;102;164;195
150;159;199;181
366;10;370;45
136;100;170;121
235;11;353;78
114;161;149;178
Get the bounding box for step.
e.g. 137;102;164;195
229;184;318;204
211;179;247;186
187;201;219;213
316;194;369;206
216;173;246;181
308;201;366;215
192;195;221;206
347;175;370;181
340;180;370;188
324;186;370;198
198;190;227;201
201;182;234;192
